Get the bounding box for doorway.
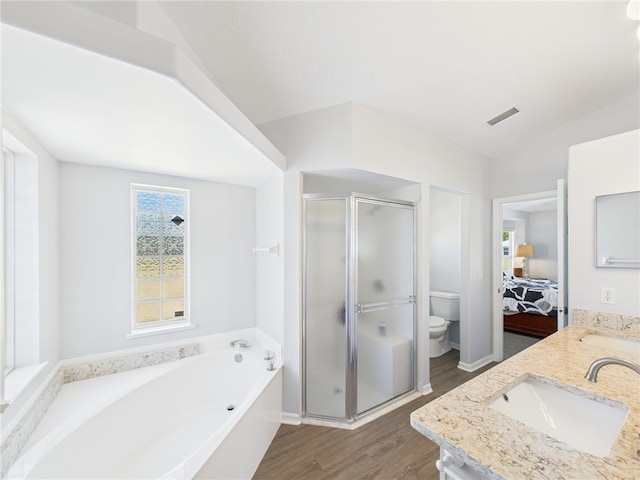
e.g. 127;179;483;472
429;187;463;363
492;181;567;361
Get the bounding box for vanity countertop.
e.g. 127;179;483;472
410;313;640;480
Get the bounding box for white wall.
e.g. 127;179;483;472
568;129;640;318
260;102;492;418
503;212;526;246
528;210;558;280
59;162;257;358
255;174;285;344
429;188;462;347
70;1;138;25
71;1;215;85
429;188;461;295
259;103;354;419
275;108;354;392
260;103;354;173
1;111;60;429
492;92;640;199
351;104;492;372
11;145;39;366
502;203;558;280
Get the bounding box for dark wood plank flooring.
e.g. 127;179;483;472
253;350;497;480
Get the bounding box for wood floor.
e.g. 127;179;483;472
253;350;497;480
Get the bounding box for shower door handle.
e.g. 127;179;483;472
355;296;416;314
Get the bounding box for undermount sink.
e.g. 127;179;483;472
489;375;629;457
579;333;640;357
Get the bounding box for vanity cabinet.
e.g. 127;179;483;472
436;448;490;480
411;319;640;480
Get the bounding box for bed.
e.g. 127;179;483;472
502;273;558;338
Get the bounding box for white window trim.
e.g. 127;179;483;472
1;131;42;412
503;229;516;274
4;362;47;405
3;148;16;375
129;183;191;338
125;322;195;339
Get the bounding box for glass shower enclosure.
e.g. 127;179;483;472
303;193;416;423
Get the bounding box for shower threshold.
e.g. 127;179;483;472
303;389;421;430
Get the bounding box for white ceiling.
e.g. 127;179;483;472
303;168;418;194
1;4;284;187
161;1;640;158
506;197;557;213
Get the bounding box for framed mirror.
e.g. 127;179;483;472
595;190;640;268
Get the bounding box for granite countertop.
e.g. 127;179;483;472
410;312;640;480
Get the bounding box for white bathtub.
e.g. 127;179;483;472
7;346;282;479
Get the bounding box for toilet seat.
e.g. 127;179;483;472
429;316;446;328
428;315;451;358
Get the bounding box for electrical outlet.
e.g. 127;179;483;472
601;287;615;304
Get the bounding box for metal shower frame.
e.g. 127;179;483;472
302;192;417;425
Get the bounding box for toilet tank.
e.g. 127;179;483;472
429;291;460;321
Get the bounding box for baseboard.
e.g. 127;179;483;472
281;411;301;425
421;383;433;395
458;354;494;372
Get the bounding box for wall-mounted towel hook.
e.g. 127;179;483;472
252;243;279;256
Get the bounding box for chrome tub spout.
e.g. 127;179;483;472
230;339;251;349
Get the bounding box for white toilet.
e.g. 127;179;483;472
428;291;460;358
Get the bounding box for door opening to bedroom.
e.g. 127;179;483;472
492;181;567;362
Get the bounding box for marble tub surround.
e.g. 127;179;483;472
62;342;200;383
0;326;275;478
0;370;64;477
411;323;640;480
1;342;200;478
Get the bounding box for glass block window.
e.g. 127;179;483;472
132;185;189;331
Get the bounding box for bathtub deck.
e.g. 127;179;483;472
17;360;184;458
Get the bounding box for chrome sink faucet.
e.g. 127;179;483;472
585;357;640;383
230;339;251;348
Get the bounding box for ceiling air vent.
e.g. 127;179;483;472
487;107;520;126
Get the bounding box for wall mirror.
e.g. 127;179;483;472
595;190;640;268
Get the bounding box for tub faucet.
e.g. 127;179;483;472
230;339;251;349
585;357;640;383
264;350;276;371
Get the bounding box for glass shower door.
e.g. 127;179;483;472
355;198;415;415
304;198;348;419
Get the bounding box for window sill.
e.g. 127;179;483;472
125;322;196;340
4;362;48;404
